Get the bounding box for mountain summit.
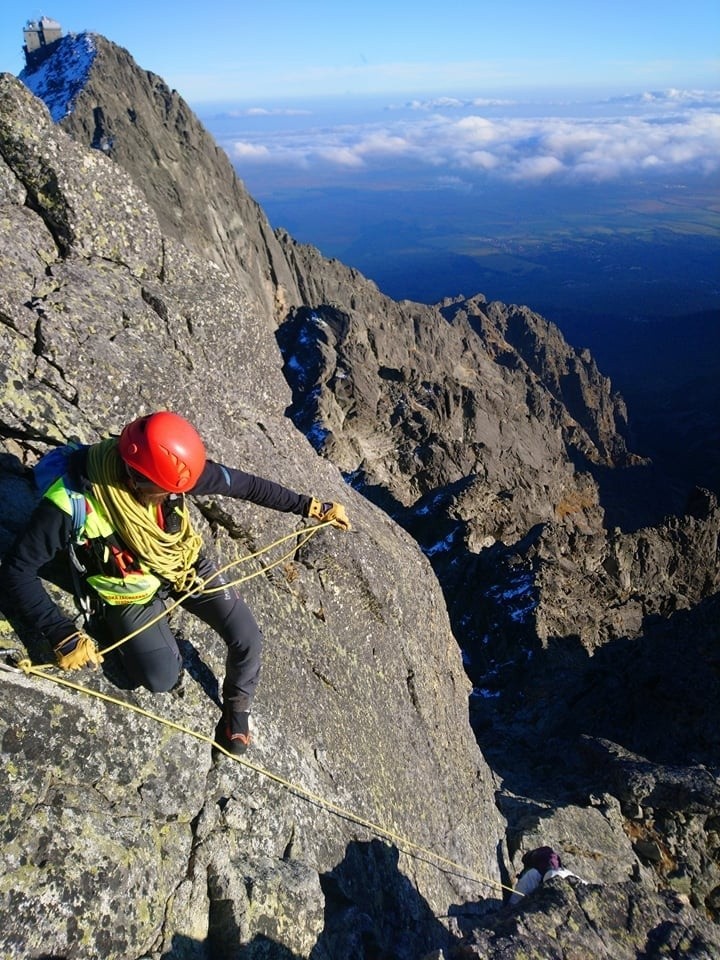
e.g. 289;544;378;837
2;28;720;959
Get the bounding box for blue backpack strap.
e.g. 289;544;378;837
66;486;91;622
66;486;88;543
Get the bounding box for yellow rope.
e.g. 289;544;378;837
30;520;331;665
6;520;518;898
87;439;202;592
98;522;326;656
10;658;516;897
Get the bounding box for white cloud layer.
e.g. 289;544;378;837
226;90;720;185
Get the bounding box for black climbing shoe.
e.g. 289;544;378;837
213;706;251;760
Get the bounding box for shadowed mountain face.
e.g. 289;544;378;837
40;34;303;324
3;29;720;958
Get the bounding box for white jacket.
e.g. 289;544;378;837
509;866;585;905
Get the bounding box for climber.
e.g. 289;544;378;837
1;411;350;756
509;846;587;905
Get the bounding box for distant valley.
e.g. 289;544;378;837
201;94;720;517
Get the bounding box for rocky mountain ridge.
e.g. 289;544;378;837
1;28;719;959
0;69;502;959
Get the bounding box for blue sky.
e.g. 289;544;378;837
3;0;719;102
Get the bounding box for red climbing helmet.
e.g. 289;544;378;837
118;412;206;493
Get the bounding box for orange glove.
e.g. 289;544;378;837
54;631;104;670
307;498;351;531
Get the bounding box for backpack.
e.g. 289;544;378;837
34;440;88;541
521;846;562;875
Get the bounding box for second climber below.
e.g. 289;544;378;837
1;411;351;756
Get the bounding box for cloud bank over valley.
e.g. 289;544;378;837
208;88;720;188
200;87;720;346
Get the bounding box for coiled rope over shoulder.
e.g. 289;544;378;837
87;438;202;591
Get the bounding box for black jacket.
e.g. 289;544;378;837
1;447;312;647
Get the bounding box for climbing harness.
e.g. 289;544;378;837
1;520;517;899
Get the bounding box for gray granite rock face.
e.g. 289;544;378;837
452;880;720;959
5;26;720;958
0;72;502;959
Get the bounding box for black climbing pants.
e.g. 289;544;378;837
100;555;262;710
